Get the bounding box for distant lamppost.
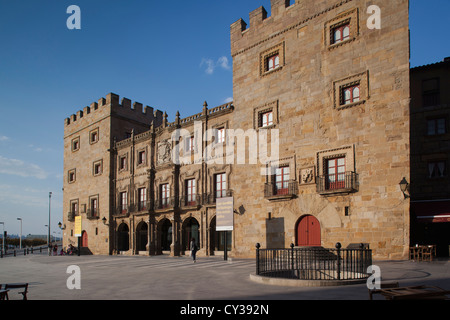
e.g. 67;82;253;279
48;192;52;256
45;224;49;254
0;222;4;254
17;218;22;249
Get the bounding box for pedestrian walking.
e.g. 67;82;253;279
190;238;197;263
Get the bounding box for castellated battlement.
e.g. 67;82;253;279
64;93;164;129
230;0;352;56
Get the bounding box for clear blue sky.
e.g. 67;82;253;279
0;0;449;237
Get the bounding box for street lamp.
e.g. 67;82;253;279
48;192;52;256
0;222;4;255
17;218;22;249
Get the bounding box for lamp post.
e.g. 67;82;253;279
0;222;4;255
45;224;49;254
48;192;52;256
17;218;22;249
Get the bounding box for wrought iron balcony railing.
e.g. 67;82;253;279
316;172;359;195
264;181;298;199
86;209;99;220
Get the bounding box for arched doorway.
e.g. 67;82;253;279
136;222;148;252
182;217;199;252
81;231;88;247
117;223;130;252
160;219;172;252
296;215;321;247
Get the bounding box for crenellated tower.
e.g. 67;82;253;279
230;0;411;259
63;93;164;255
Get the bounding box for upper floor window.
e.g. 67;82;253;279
186;179;196;205
422;78;440;107
71;137;80;152
120;192;128;213
160;184;170;208
266;54;280;72
186;136;194;153
326;157;346;190
428;161;447;178
427;118;446;136
332;23;350;44
217;128;225;144
138;187;147;211
90;128;99;144
342;84;360;106
119;155;127;171
261;111;273;128
90;197;98;218
215;173;227;199
275;166;290;195
68;169;76;183
137;150;146;165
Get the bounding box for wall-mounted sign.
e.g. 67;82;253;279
74;216;82;237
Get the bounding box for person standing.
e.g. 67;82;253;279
190;238;197;263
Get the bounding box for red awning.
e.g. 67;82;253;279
412;201;450;223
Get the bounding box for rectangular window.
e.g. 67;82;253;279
275;167;290;195
119;156;127;171
160;184;170;208
427;118;446;135
186;179;196;205
137;151;146;165
342;84;360;105
215;173;227;199
71;202;78;216
68;169;76;183
186;136;194;152
266;53;280;72
332;23;350;44
71;137;80;152
217;128;225;144
90;129;99;144
326;157;346;190
138;188;147;211
423;78;440;107
428;161;446;178
261;111;273;128
90;198;98;217
120;192;127;213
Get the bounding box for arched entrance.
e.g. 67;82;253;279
81;231;88;247
296;215;321;247
117;223;129;252
160;219;172;252
136;222;148;252
182;217;199;252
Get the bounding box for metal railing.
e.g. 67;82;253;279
264;181;298;198
316;172;358;194
256;243;372;281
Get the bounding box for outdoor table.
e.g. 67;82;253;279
378;285;450;300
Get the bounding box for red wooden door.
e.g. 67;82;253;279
81;231;88;247
297;216;321;247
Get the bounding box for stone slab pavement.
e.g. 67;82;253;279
1;254;450;315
